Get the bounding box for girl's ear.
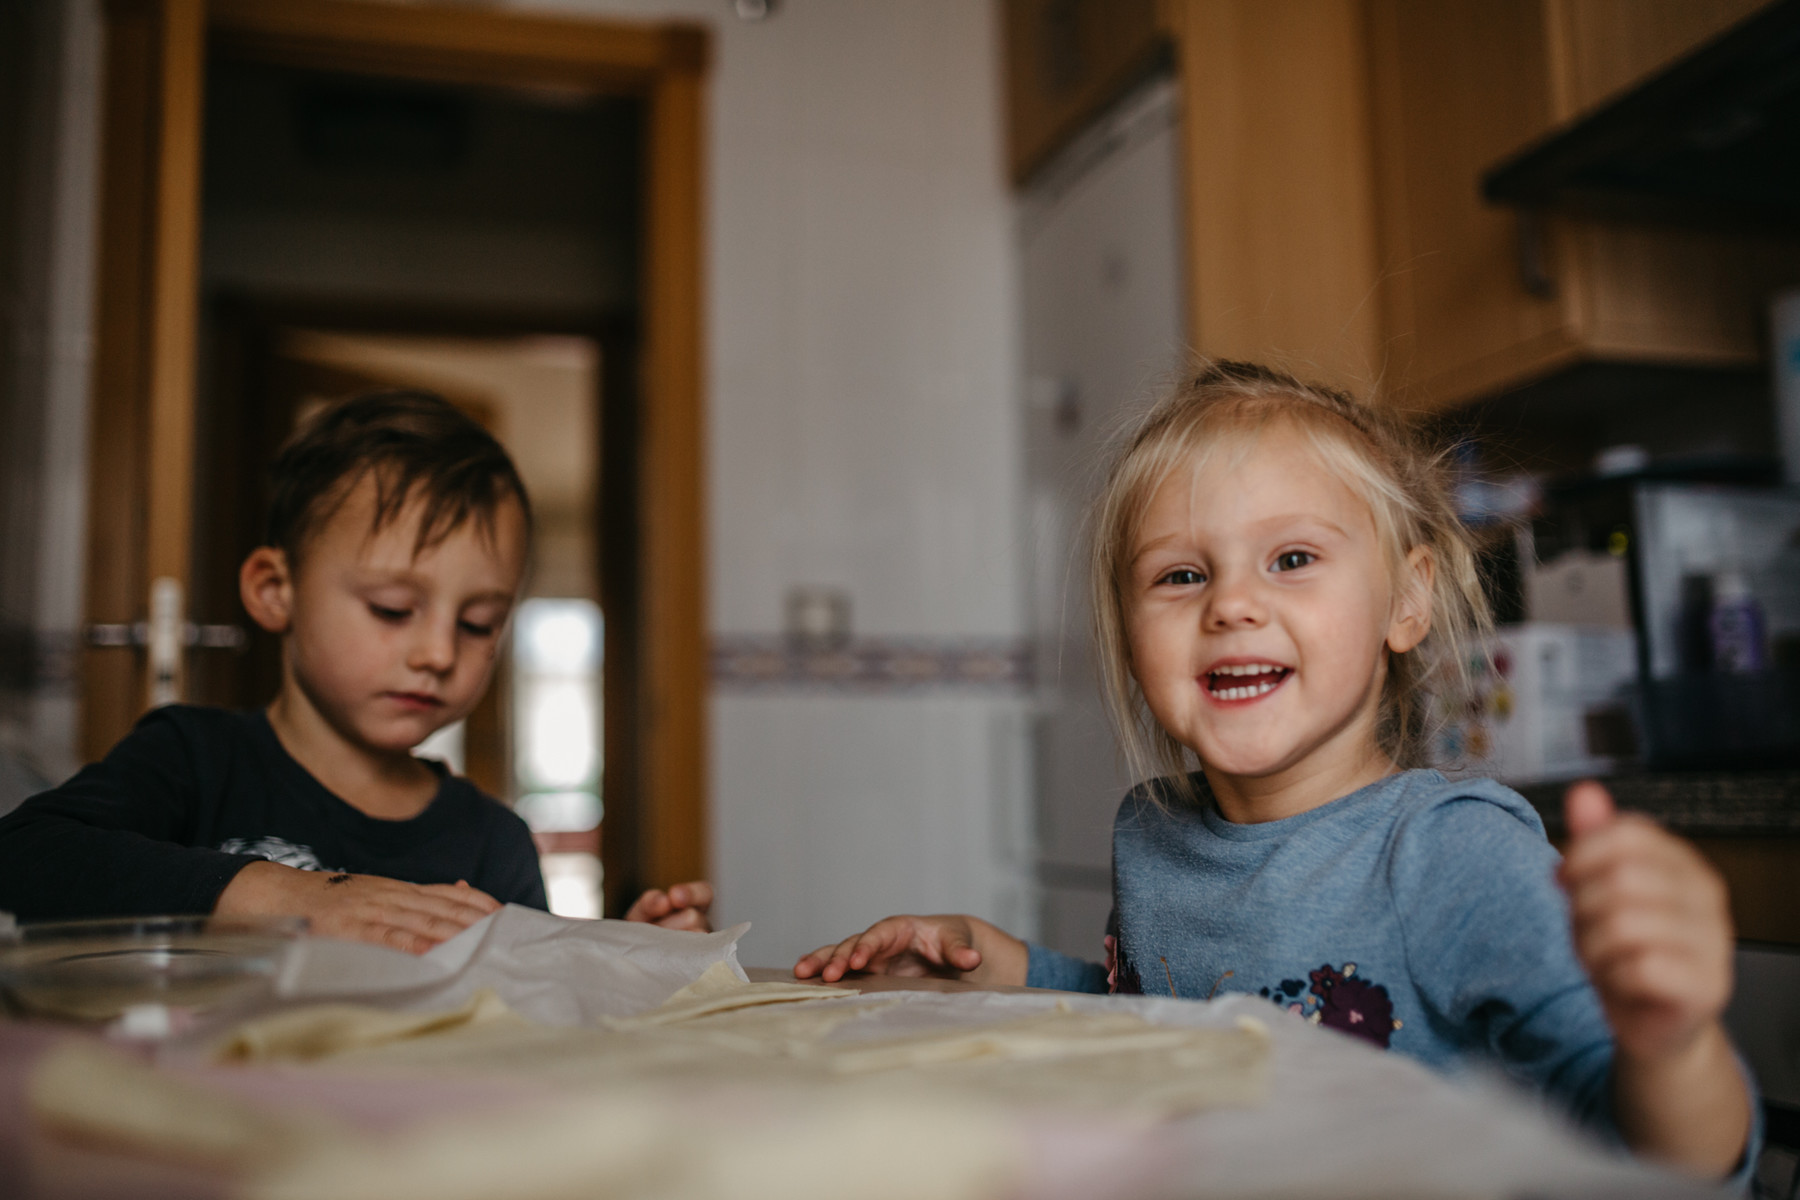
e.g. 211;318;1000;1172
1386;545;1434;655
240;547;295;634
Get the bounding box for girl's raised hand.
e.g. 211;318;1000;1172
1558;781;1733;1060
792;914;1028;987
1558;781;1752;1175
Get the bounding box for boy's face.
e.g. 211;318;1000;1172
1123;425;1429;789
255;476;529;756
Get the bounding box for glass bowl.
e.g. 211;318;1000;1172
0;914;307;1026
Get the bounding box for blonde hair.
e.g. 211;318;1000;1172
1090;361;1491;802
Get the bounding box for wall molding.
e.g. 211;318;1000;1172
0;624;77;692
711;635;1033;694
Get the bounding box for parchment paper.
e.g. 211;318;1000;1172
271;905;751;1024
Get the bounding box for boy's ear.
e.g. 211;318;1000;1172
1386;546;1434;655
240;547;295;634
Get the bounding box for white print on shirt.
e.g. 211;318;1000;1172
218;835;342;873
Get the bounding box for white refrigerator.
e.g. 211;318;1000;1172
1020;77;1188;958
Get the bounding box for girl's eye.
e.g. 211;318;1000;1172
1273;550;1315;572
1157;568;1205;587
459;620;496;638
369;604;410;622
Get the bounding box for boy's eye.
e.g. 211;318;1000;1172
369;604;411;622
1156;568;1205;587
1273;550;1316;572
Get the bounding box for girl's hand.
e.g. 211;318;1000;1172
1558;781;1733;1060
1559;781;1751;1177
624;881;714;931
791;914;1028;987
216;860;500;954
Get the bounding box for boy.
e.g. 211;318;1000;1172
0;391;709;951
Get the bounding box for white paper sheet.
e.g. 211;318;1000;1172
271;905;750;1025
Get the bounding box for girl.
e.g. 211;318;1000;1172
794;362;1753;1179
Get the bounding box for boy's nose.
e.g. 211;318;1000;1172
408;619;458;673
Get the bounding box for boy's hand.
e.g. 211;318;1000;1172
217;860;500;955
792;914;1028;988
624;881;714;931
1558;781;1733;1060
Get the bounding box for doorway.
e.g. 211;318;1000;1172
81;0;708;914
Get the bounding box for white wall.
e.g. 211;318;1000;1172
506;0;1030;964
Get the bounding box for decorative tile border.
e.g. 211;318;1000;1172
711;635;1033;693
0;625;78;692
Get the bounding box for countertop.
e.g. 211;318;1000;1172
1515;771;1800;836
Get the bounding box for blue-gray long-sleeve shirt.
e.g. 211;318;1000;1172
1028;768;1758;1170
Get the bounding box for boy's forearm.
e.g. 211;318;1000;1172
214;859;304;916
1614;1020;1752;1178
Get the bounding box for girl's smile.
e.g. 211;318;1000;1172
1203;659;1294;703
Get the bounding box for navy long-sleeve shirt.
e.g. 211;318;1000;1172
0;705;546;920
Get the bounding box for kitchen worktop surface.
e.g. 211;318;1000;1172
1516;771;1800;836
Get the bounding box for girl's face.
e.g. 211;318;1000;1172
1124;424;1430;803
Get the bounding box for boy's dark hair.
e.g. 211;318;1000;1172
266;390;533;562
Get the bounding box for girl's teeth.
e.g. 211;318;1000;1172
1215;678;1280;700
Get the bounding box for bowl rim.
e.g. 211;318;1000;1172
1;913;309;943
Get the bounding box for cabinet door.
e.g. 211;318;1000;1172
1367;0;1581;410
1548;0;1799;368
1545;0;1772;121
1173;0;1383;393
1370;0;1797;411
1003;0;1164;185
82;0;207;759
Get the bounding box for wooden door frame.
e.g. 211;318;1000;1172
85;0;710;902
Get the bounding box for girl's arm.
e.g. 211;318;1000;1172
1560;782;1753;1178
792;914;1029;986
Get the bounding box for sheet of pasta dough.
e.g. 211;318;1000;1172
602;959;859;1027
290;993;1272;1118
27;1041;1022;1200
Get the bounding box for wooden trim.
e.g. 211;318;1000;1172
144;0;205;707
638;63;709;889
598;314;643;916
208;0;706;94
82;0;208;756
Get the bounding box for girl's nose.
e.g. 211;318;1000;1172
1203;571;1268;630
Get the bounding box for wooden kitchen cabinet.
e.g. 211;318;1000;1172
1007;0;1800;410
1168;0;1386;394
1002;0;1168;185
1367;0;1800;412
1693;837;1800;947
